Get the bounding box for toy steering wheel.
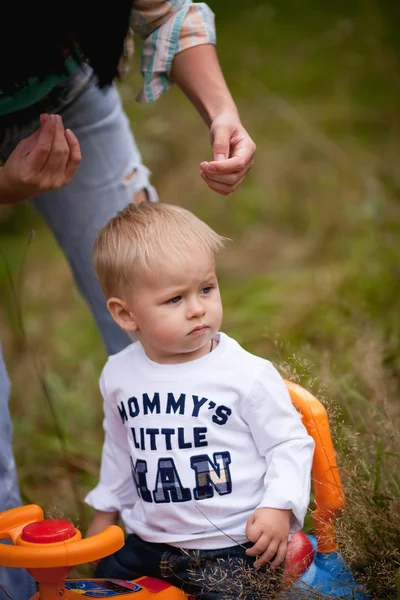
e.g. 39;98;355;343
0;504;124;568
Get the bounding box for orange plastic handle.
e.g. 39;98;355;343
0;505;44;544
0;505;124;568
285;380;345;553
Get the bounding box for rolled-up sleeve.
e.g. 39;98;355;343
131;1;216;103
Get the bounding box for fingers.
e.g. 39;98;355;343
270;541;288;570
1;113;80;203
245;512;288;570
203;152;255;177
200;170;246;195
28;113;57;171
200;170;243;186
40;113;49;127
254;539;279;568
43;115;70;177
201;155;247;175
246;534;271;557
203;137;256;174
200;138;255;195
212;123;230;163
31;115;81;186
245;513;261;544
16;114;50;159
64;128;82;182
247;538;288;569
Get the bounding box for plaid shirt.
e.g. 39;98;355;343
130;1;216;103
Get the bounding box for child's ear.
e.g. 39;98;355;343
107;298;138;332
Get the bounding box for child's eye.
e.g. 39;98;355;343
201;286;212;295
167;296;182;304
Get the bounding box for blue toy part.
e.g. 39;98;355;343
307;533;318;552
285;535;372;599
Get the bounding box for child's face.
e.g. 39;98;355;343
118;249;223;363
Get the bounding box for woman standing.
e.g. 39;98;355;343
0;2;256;598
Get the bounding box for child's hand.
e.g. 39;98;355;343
86;510;119;538
86;510;120;567
245;508;291;569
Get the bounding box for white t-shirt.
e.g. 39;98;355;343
85;332;315;549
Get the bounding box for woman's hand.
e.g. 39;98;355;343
170;45;255;196
0;113;81;204
200;111;256;196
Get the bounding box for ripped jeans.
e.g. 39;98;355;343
0;68;157;600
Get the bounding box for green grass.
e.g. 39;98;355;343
1;0;399;597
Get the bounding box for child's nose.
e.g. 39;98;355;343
186;298;205;318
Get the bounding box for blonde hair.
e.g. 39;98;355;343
93;202;226;299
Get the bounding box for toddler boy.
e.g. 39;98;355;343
85;202;315;599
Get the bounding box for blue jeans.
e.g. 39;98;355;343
94;534;279;600
0;68;157;600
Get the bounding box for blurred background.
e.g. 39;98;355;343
0;0;399;597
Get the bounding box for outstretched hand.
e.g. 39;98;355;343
200;111;256;195
0;113;81;204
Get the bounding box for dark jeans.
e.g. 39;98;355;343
95;534;283;599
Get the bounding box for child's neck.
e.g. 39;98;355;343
141;336;218;365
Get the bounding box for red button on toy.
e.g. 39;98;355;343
21;520;76;543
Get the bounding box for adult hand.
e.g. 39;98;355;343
200;111;256;196
0;113;81;205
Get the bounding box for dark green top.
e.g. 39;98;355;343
0;55;79;116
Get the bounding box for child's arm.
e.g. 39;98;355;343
84;367;139;528
242;362;315;568
86;510;120;538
